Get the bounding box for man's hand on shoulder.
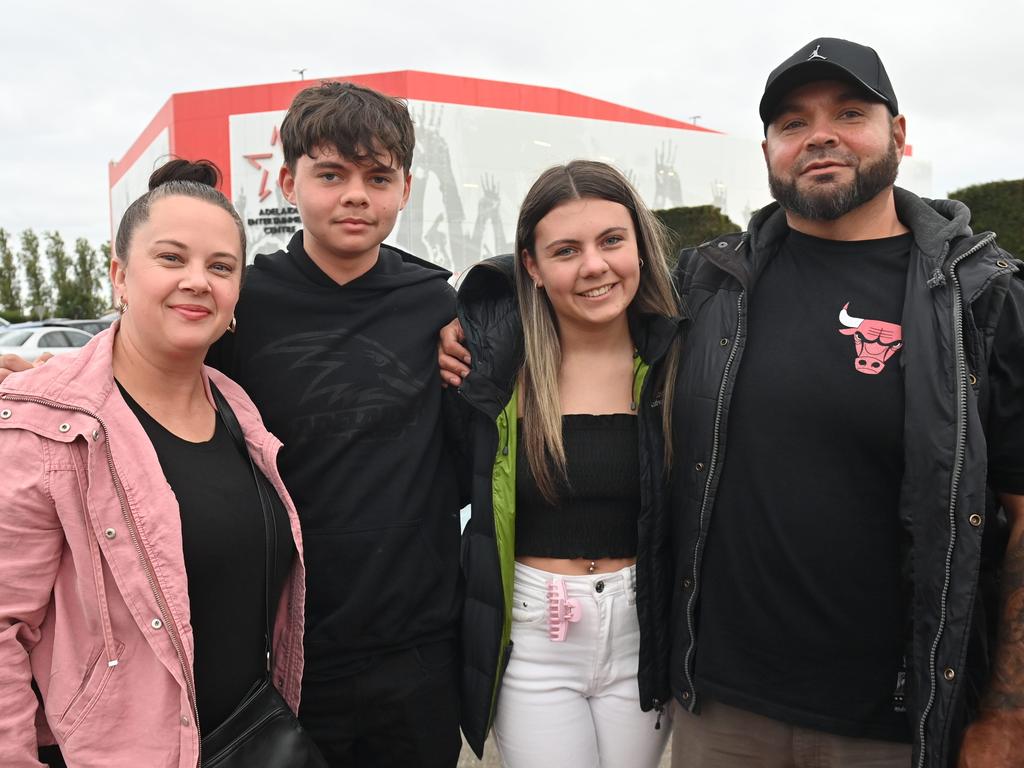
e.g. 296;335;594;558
960;493;1024;767
958;709;1024;767
0;353;51;384
438;318;470;388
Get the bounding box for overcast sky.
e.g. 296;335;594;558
2;0;1022;246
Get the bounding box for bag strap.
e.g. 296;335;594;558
210;381;277;667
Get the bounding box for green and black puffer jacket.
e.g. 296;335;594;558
454;255;682;757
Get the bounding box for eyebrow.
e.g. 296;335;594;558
311;159;399;174
364;163;400;175
543;226;628;251
153;239;239;260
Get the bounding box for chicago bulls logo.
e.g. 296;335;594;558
838;302;904;375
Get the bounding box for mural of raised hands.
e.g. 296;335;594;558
469;174;511;261
654;141;683;209
398;103;469;270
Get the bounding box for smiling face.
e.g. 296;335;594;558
523;198;641;336
279;143;411;278
112;195;242;360
763;79;905;222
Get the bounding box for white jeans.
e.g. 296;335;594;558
493;562;672;768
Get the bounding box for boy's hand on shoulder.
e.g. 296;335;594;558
0;353;50;384
438;319;470;388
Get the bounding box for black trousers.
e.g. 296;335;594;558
299;639;461;768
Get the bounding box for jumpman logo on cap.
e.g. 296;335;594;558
807;44;827;61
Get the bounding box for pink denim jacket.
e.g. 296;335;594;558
0;327;307;768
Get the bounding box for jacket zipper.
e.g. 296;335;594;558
0;393;203;767
914;234;995;768
682;290;746;707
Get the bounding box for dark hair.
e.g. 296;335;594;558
114;158;246;262
280;81;415;173
147;157;221;189
514;160;681;500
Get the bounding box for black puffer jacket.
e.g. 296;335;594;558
668;188;1024;768
454;255;681;757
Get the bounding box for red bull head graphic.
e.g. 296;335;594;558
838;302;904;375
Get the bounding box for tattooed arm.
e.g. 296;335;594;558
958;492;1024;768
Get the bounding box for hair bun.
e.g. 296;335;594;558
148;158;222;190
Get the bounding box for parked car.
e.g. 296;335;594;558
0;326;94;358
47;318;114;336
3;317;115;337
0;317;9;327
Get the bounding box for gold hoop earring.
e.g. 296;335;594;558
227;316;237;334
118;298;128;314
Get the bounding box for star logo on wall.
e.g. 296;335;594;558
243;126;281;201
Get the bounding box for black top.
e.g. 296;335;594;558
515;413;639;559
119;383;295;732
695;231;913;741
206;231;463;680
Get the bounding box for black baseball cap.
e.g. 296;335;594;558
759;38;898;133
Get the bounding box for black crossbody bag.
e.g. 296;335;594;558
202;384;326;768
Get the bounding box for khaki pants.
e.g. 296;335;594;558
672;698;911;768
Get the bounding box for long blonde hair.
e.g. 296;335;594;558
515;160;680;502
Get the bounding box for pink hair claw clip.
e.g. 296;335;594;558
547;579;581;642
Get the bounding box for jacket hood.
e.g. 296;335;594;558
1;324;121;412
892;188;976;263
748;187;979;250
251;229;452;293
0;322;260;428
732;187;988;282
456;254;681;416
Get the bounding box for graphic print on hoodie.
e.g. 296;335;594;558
207;231;462;680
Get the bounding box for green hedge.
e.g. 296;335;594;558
948;179;1023;257
1;310;30;324
654;205;741;261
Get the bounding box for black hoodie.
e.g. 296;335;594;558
208;231;462;680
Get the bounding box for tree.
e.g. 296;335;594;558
47;231;76;317
20;229;50;319
654;205;742;263
100;241;114;310
68;238;108;318
948;179;1024;257
0;228;21;315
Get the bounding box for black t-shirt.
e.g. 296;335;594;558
119;383;295;732
206;232;462;680
696;231;914;741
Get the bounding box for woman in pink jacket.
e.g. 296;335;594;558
0;160;307;768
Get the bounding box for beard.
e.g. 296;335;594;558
768;138;900;221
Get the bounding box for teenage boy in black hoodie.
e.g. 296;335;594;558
207;82;463;768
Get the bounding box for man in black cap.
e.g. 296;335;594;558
668;37;1024;768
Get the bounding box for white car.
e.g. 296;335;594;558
0;326;94;358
